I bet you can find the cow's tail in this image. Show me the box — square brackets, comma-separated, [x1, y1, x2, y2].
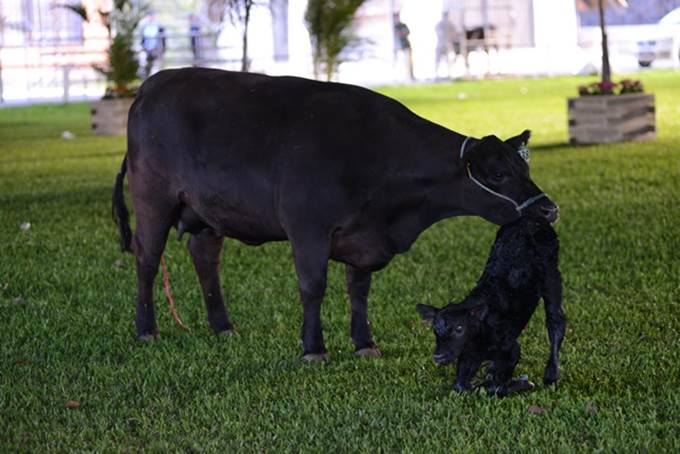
[112, 154, 133, 253]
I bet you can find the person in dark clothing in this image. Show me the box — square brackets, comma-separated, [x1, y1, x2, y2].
[394, 13, 414, 81]
[141, 13, 166, 78]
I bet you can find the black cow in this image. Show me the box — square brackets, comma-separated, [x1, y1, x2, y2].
[416, 215, 565, 396]
[112, 67, 558, 361]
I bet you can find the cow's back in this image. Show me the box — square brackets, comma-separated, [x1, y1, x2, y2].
[126, 68, 444, 244]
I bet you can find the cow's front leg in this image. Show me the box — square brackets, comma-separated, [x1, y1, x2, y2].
[346, 265, 381, 357]
[291, 236, 330, 362]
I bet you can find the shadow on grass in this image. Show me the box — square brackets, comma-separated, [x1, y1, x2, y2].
[532, 142, 585, 153]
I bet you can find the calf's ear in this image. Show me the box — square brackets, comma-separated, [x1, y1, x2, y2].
[416, 304, 438, 322]
[505, 129, 531, 149]
[468, 304, 488, 320]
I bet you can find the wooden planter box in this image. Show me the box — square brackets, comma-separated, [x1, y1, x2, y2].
[568, 93, 655, 145]
[91, 98, 134, 136]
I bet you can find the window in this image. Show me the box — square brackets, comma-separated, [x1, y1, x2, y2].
[0, 0, 84, 46]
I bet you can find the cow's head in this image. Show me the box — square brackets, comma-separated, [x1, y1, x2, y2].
[416, 300, 487, 366]
[460, 130, 559, 225]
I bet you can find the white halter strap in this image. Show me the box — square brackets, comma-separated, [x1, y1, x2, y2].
[459, 136, 547, 213]
[460, 136, 474, 159]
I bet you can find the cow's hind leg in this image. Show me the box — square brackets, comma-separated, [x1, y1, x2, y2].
[132, 204, 175, 341]
[188, 229, 233, 334]
[346, 265, 381, 357]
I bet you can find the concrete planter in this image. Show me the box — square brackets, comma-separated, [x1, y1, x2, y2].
[567, 93, 655, 145]
[91, 98, 134, 136]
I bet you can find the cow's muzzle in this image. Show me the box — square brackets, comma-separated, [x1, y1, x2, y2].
[539, 202, 560, 224]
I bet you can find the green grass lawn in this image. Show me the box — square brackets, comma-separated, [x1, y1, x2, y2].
[1, 71, 680, 451]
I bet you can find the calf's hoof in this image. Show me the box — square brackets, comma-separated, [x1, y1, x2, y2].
[209, 320, 234, 335]
[302, 352, 330, 363]
[355, 347, 382, 358]
[508, 377, 535, 394]
[543, 367, 560, 386]
[491, 376, 535, 397]
[453, 382, 473, 393]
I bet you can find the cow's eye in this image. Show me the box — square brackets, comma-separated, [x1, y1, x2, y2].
[455, 325, 464, 334]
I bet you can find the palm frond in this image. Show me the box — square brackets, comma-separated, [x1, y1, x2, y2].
[53, 3, 89, 22]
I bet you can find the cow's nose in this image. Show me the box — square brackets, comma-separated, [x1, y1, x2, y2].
[540, 203, 560, 224]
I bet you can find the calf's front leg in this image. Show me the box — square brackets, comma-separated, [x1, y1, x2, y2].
[453, 353, 482, 392]
[488, 342, 522, 396]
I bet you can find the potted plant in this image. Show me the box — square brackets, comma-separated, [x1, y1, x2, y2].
[304, 0, 366, 81]
[569, 0, 655, 144]
[61, 1, 148, 135]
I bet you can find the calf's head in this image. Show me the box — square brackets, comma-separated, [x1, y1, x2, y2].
[416, 300, 488, 366]
[460, 130, 559, 225]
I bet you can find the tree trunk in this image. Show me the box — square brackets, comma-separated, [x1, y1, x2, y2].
[598, 0, 611, 83]
[241, 0, 252, 72]
[325, 53, 333, 81]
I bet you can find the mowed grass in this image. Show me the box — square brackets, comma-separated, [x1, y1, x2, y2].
[1, 71, 680, 451]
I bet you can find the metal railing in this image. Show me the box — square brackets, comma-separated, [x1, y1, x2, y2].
[0, 32, 248, 104]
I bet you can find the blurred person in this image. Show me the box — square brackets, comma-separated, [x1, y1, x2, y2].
[394, 12, 414, 81]
[189, 13, 202, 65]
[435, 11, 456, 79]
[141, 12, 166, 78]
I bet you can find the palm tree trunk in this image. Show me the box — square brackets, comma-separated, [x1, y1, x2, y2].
[241, 0, 252, 72]
[598, 0, 611, 83]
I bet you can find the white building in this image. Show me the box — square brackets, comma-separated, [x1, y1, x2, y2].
[0, 0, 609, 103]
[206, 0, 585, 84]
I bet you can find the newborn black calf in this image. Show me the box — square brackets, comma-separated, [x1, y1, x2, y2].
[417, 215, 565, 396]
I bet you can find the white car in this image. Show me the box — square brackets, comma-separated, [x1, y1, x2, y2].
[636, 8, 680, 67]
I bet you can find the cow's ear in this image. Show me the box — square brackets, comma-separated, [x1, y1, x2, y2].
[416, 304, 438, 322]
[506, 129, 531, 149]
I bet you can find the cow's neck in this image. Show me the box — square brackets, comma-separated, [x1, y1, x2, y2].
[385, 132, 473, 254]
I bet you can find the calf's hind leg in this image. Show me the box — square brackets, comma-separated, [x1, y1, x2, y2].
[188, 229, 233, 334]
[542, 266, 565, 385]
[346, 265, 381, 357]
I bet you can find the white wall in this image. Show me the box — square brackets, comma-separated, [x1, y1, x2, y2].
[532, 0, 578, 49]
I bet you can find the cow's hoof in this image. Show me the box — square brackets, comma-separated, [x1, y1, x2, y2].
[215, 328, 237, 337]
[302, 352, 330, 363]
[209, 319, 234, 334]
[355, 347, 382, 358]
[137, 333, 159, 342]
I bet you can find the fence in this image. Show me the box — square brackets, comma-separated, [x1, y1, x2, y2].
[0, 32, 252, 105]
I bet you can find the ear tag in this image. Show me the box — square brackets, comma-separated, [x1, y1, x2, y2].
[517, 144, 530, 162]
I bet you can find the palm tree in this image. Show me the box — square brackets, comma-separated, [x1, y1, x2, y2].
[57, 1, 149, 96]
[305, 0, 366, 81]
[577, 0, 629, 85]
